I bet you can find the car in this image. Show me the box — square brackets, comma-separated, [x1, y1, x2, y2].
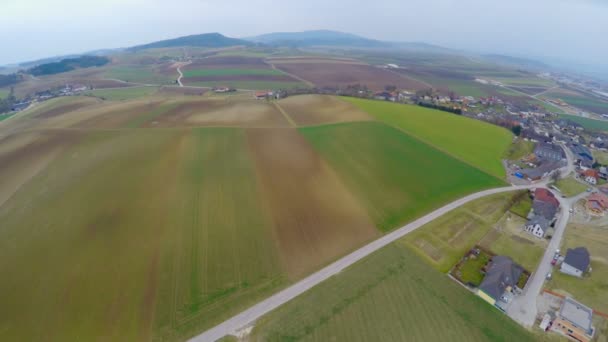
[551, 259, 557, 266]
[546, 272, 552, 280]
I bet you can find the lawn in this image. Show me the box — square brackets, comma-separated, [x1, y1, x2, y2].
[249, 243, 541, 342]
[457, 251, 491, 286]
[553, 177, 587, 197]
[344, 97, 513, 178]
[182, 68, 284, 78]
[504, 138, 535, 160]
[559, 114, 608, 132]
[85, 86, 159, 101]
[403, 192, 519, 272]
[509, 192, 532, 218]
[547, 223, 608, 313]
[594, 150, 608, 165]
[301, 122, 506, 232]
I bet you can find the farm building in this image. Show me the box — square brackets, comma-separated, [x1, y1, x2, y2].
[586, 192, 608, 215]
[254, 91, 270, 100]
[560, 247, 590, 278]
[550, 297, 595, 342]
[534, 143, 564, 162]
[477, 256, 524, 310]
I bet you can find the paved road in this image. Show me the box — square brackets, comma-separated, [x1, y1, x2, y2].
[190, 183, 544, 342]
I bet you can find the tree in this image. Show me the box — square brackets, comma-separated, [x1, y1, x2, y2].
[511, 125, 522, 136]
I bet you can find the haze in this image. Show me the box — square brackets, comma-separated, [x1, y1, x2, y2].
[1, 0, 606, 70]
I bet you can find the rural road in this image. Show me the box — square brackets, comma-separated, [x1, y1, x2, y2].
[176, 62, 190, 87]
[190, 183, 548, 342]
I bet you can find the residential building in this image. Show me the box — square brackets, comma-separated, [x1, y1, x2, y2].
[581, 169, 599, 185]
[560, 247, 590, 277]
[550, 297, 595, 342]
[524, 216, 550, 238]
[586, 192, 608, 215]
[534, 188, 560, 207]
[477, 256, 524, 310]
[569, 144, 594, 163]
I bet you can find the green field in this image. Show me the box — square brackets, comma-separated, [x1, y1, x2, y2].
[504, 138, 535, 160]
[553, 177, 587, 197]
[0, 128, 287, 341]
[0, 88, 9, 99]
[186, 80, 305, 90]
[85, 86, 160, 101]
[344, 98, 513, 178]
[560, 95, 608, 114]
[493, 77, 555, 87]
[403, 192, 517, 272]
[594, 150, 608, 165]
[250, 243, 540, 342]
[301, 122, 505, 232]
[183, 68, 284, 78]
[559, 114, 608, 132]
[104, 65, 175, 84]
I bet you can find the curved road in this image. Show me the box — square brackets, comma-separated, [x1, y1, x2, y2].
[190, 183, 545, 342]
[192, 144, 577, 341]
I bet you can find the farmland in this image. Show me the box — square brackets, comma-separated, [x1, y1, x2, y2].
[250, 243, 541, 342]
[344, 97, 513, 178]
[269, 57, 428, 91]
[559, 114, 608, 132]
[301, 122, 505, 231]
[181, 56, 305, 89]
[85, 86, 160, 100]
[0, 91, 518, 341]
[103, 65, 176, 84]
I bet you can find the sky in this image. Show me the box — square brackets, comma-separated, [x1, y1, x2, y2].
[0, 0, 606, 71]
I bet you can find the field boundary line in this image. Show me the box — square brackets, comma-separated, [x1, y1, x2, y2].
[265, 61, 314, 87]
[272, 102, 297, 127]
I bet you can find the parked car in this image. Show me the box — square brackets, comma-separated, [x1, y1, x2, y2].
[546, 272, 552, 280]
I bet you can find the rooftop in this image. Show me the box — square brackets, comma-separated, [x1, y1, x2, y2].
[563, 247, 591, 272]
[478, 256, 523, 301]
[560, 297, 594, 334]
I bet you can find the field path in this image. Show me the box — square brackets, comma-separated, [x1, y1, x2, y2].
[265, 60, 314, 87]
[190, 182, 552, 342]
[176, 62, 191, 87]
[272, 102, 296, 127]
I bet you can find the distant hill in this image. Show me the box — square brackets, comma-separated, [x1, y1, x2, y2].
[245, 30, 390, 48]
[27, 56, 110, 76]
[129, 33, 253, 51]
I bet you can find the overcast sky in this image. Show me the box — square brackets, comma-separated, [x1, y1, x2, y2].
[1, 0, 606, 70]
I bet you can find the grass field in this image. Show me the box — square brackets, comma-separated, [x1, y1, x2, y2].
[250, 243, 541, 342]
[302, 122, 505, 232]
[559, 114, 608, 132]
[594, 150, 608, 165]
[492, 77, 555, 87]
[504, 138, 535, 160]
[403, 192, 518, 272]
[510, 193, 532, 218]
[278, 95, 371, 126]
[547, 222, 608, 313]
[0, 88, 9, 99]
[104, 65, 175, 84]
[556, 94, 608, 114]
[344, 98, 513, 178]
[182, 68, 284, 78]
[553, 177, 587, 197]
[85, 86, 160, 101]
[185, 80, 304, 90]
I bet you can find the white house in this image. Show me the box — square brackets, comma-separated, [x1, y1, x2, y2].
[524, 216, 550, 238]
[560, 247, 591, 278]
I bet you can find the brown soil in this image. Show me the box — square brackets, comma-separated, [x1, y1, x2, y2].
[246, 128, 378, 279]
[34, 101, 95, 119]
[278, 95, 372, 126]
[74, 101, 165, 129]
[272, 60, 428, 91]
[188, 56, 267, 67]
[184, 74, 295, 82]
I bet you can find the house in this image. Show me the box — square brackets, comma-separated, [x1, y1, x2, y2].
[550, 297, 595, 342]
[531, 200, 558, 221]
[477, 256, 523, 310]
[581, 169, 599, 185]
[524, 216, 551, 238]
[519, 162, 561, 181]
[599, 166, 608, 180]
[586, 192, 608, 215]
[560, 247, 590, 277]
[569, 144, 594, 163]
[534, 188, 560, 207]
[254, 91, 269, 100]
[534, 143, 564, 162]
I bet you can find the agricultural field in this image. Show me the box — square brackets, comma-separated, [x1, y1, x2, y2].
[103, 64, 176, 85]
[546, 88, 608, 115]
[547, 222, 608, 313]
[0, 88, 9, 98]
[559, 114, 608, 132]
[84, 86, 160, 100]
[403, 192, 519, 272]
[269, 57, 428, 91]
[301, 122, 505, 232]
[249, 243, 541, 342]
[344, 97, 513, 178]
[277, 94, 371, 126]
[181, 56, 305, 90]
